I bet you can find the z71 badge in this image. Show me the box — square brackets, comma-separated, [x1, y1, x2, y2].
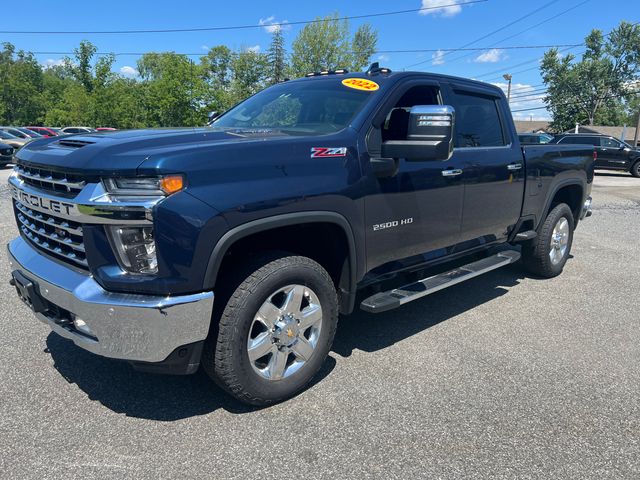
[310, 147, 348, 158]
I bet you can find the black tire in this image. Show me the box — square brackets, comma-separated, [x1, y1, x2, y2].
[522, 203, 575, 278]
[202, 253, 339, 406]
[631, 160, 640, 178]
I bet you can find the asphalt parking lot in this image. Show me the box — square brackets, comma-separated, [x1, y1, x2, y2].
[0, 166, 638, 479]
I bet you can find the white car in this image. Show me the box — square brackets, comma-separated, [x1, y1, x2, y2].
[60, 126, 97, 135]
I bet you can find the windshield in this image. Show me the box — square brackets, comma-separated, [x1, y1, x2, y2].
[17, 128, 41, 137]
[0, 130, 17, 140]
[212, 80, 375, 135]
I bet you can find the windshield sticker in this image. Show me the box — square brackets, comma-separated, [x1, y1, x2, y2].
[341, 78, 379, 92]
[311, 147, 347, 158]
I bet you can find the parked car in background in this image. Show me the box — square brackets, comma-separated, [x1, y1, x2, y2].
[26, 127, 59, 137]
[61, 126, 97, 134]
[14, 127, 42, 138]
[0, 142, 14, 166]
[518, 133, 554, 145]
[552, 133, 640, 178]
[0, 130, 30, 150]
[96, 127, 117, 132]
[0, 127, 40, 140]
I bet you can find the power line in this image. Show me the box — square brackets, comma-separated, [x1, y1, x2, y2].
[28, 44, 583, 58]
[403, 0, 562, 69]
[431, 0, 591, 68]
[0, 0, 488, 35]
[476, 45, 580, 80]
[510, 89, 640, 112]
[476, 20, 639, 83]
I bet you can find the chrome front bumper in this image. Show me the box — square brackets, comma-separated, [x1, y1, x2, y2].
[7, 237, 214, 363]
[580, 196, 593, 220]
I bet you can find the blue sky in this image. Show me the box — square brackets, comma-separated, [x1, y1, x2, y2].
[4, 0, 638, 120]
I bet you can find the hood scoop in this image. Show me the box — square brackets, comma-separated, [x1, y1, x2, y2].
[56, 139, 96, 149]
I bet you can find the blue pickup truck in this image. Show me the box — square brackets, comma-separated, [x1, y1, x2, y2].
[7, 65, 594, 405]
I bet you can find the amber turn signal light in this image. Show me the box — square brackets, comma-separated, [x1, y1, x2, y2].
[160, 175, 185, 195]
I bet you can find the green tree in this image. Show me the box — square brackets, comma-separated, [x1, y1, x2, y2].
[541, 21, 640, 131]
[289, 13, 378, 77]
[0, 43, 45, 125]
[138, 52, 206, 126]
[229, 50, 270, 104]
[65, 41, 98, 92]
[267, 27, 287, 84]
[200, 45, 234, 113]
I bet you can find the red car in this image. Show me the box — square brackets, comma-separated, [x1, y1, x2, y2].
[26, 127, 59, 137]
[96, 127, 117, 132]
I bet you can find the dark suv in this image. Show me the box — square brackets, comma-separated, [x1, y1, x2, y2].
[553, 133, 640, 177]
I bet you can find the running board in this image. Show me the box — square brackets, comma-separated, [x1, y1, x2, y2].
[360, 250, 521, 313]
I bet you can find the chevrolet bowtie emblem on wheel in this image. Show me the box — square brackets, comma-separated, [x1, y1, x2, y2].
[286, 328, 295, 338]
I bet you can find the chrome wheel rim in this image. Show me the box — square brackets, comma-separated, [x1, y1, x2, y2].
[549, 217, 570, 265]
[247, 284, 323, 381]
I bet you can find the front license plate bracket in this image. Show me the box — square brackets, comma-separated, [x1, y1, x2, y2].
[11, 270, 48, 314]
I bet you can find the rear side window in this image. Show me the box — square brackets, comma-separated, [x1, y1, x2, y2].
[559, 136, 598, 145]
[450, 91, 505, 148]
[601, 137, 621, 148]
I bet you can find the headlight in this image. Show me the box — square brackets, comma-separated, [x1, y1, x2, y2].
[103, 175, 184, 197]
[107, 226, 157, 274]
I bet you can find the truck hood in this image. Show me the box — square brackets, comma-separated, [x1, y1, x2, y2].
[15, 127, 292, 176]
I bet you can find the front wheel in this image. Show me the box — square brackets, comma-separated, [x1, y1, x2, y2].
[630, 160, 640, 178]
[521, 203, 575, 278]
[202, 253, 338, 406]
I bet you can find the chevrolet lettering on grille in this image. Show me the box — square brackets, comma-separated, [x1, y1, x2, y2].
[10, 185, 75, 216]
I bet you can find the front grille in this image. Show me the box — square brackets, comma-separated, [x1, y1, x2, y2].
[14, 200, 88, 269]
[15, 164, 85, 196]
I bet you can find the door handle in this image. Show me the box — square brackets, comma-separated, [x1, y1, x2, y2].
[441, 168, 463, 177]
[507, 163, 522, 171]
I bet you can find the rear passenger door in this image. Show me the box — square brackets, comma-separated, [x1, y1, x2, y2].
[599, 137, 630, 170]
[442, 84, 524, 247]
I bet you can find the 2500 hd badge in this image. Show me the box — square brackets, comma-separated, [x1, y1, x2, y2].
[11, 185, 74, 216]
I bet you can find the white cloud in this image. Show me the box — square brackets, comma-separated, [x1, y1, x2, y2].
[201, 45, 209, 51]
[377, 54, 390, 62]
[259, 16, 291, 33]
[120, 66, 139, 77]
[246, 45, 261, 53]
[492, 81, 550, 119]
[432, 49, 445, 65]
[475, 49, 506, 63]
[420, 0, 463, 17]
[42, 58, 65, 69]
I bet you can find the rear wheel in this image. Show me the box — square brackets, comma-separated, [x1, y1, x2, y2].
[522, 203, 574, 278]
[630, 160, 640, 178]
[202, 253, 338, 406]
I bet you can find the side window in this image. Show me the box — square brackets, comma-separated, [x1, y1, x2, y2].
[560, 136, 592, 145]
[601, 137, 620, 148]
[450, 91, 505, 147]
[381, 85, 441, 142]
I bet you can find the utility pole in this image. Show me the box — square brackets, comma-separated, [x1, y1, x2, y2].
[503, 73, 512, 103]
[634, 108, 640, 147]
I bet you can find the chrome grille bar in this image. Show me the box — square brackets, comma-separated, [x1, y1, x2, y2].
[16, 166, 86, 190]
[17, 213, 85, 252]
[19, 226, 88, 268]
[14, 201, 83, 236]
[14, 199, 88, 269]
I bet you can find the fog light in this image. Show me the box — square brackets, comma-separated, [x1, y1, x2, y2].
[107, 226, 158, 274]
[73, 317, 93, 336]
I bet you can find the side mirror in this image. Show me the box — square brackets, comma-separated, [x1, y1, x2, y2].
[381, 105, 455, 161]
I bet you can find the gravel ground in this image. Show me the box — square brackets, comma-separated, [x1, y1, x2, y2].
[0, 166, 638, 479]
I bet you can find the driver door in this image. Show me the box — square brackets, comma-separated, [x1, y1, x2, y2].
[363, 81, 465, 273]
